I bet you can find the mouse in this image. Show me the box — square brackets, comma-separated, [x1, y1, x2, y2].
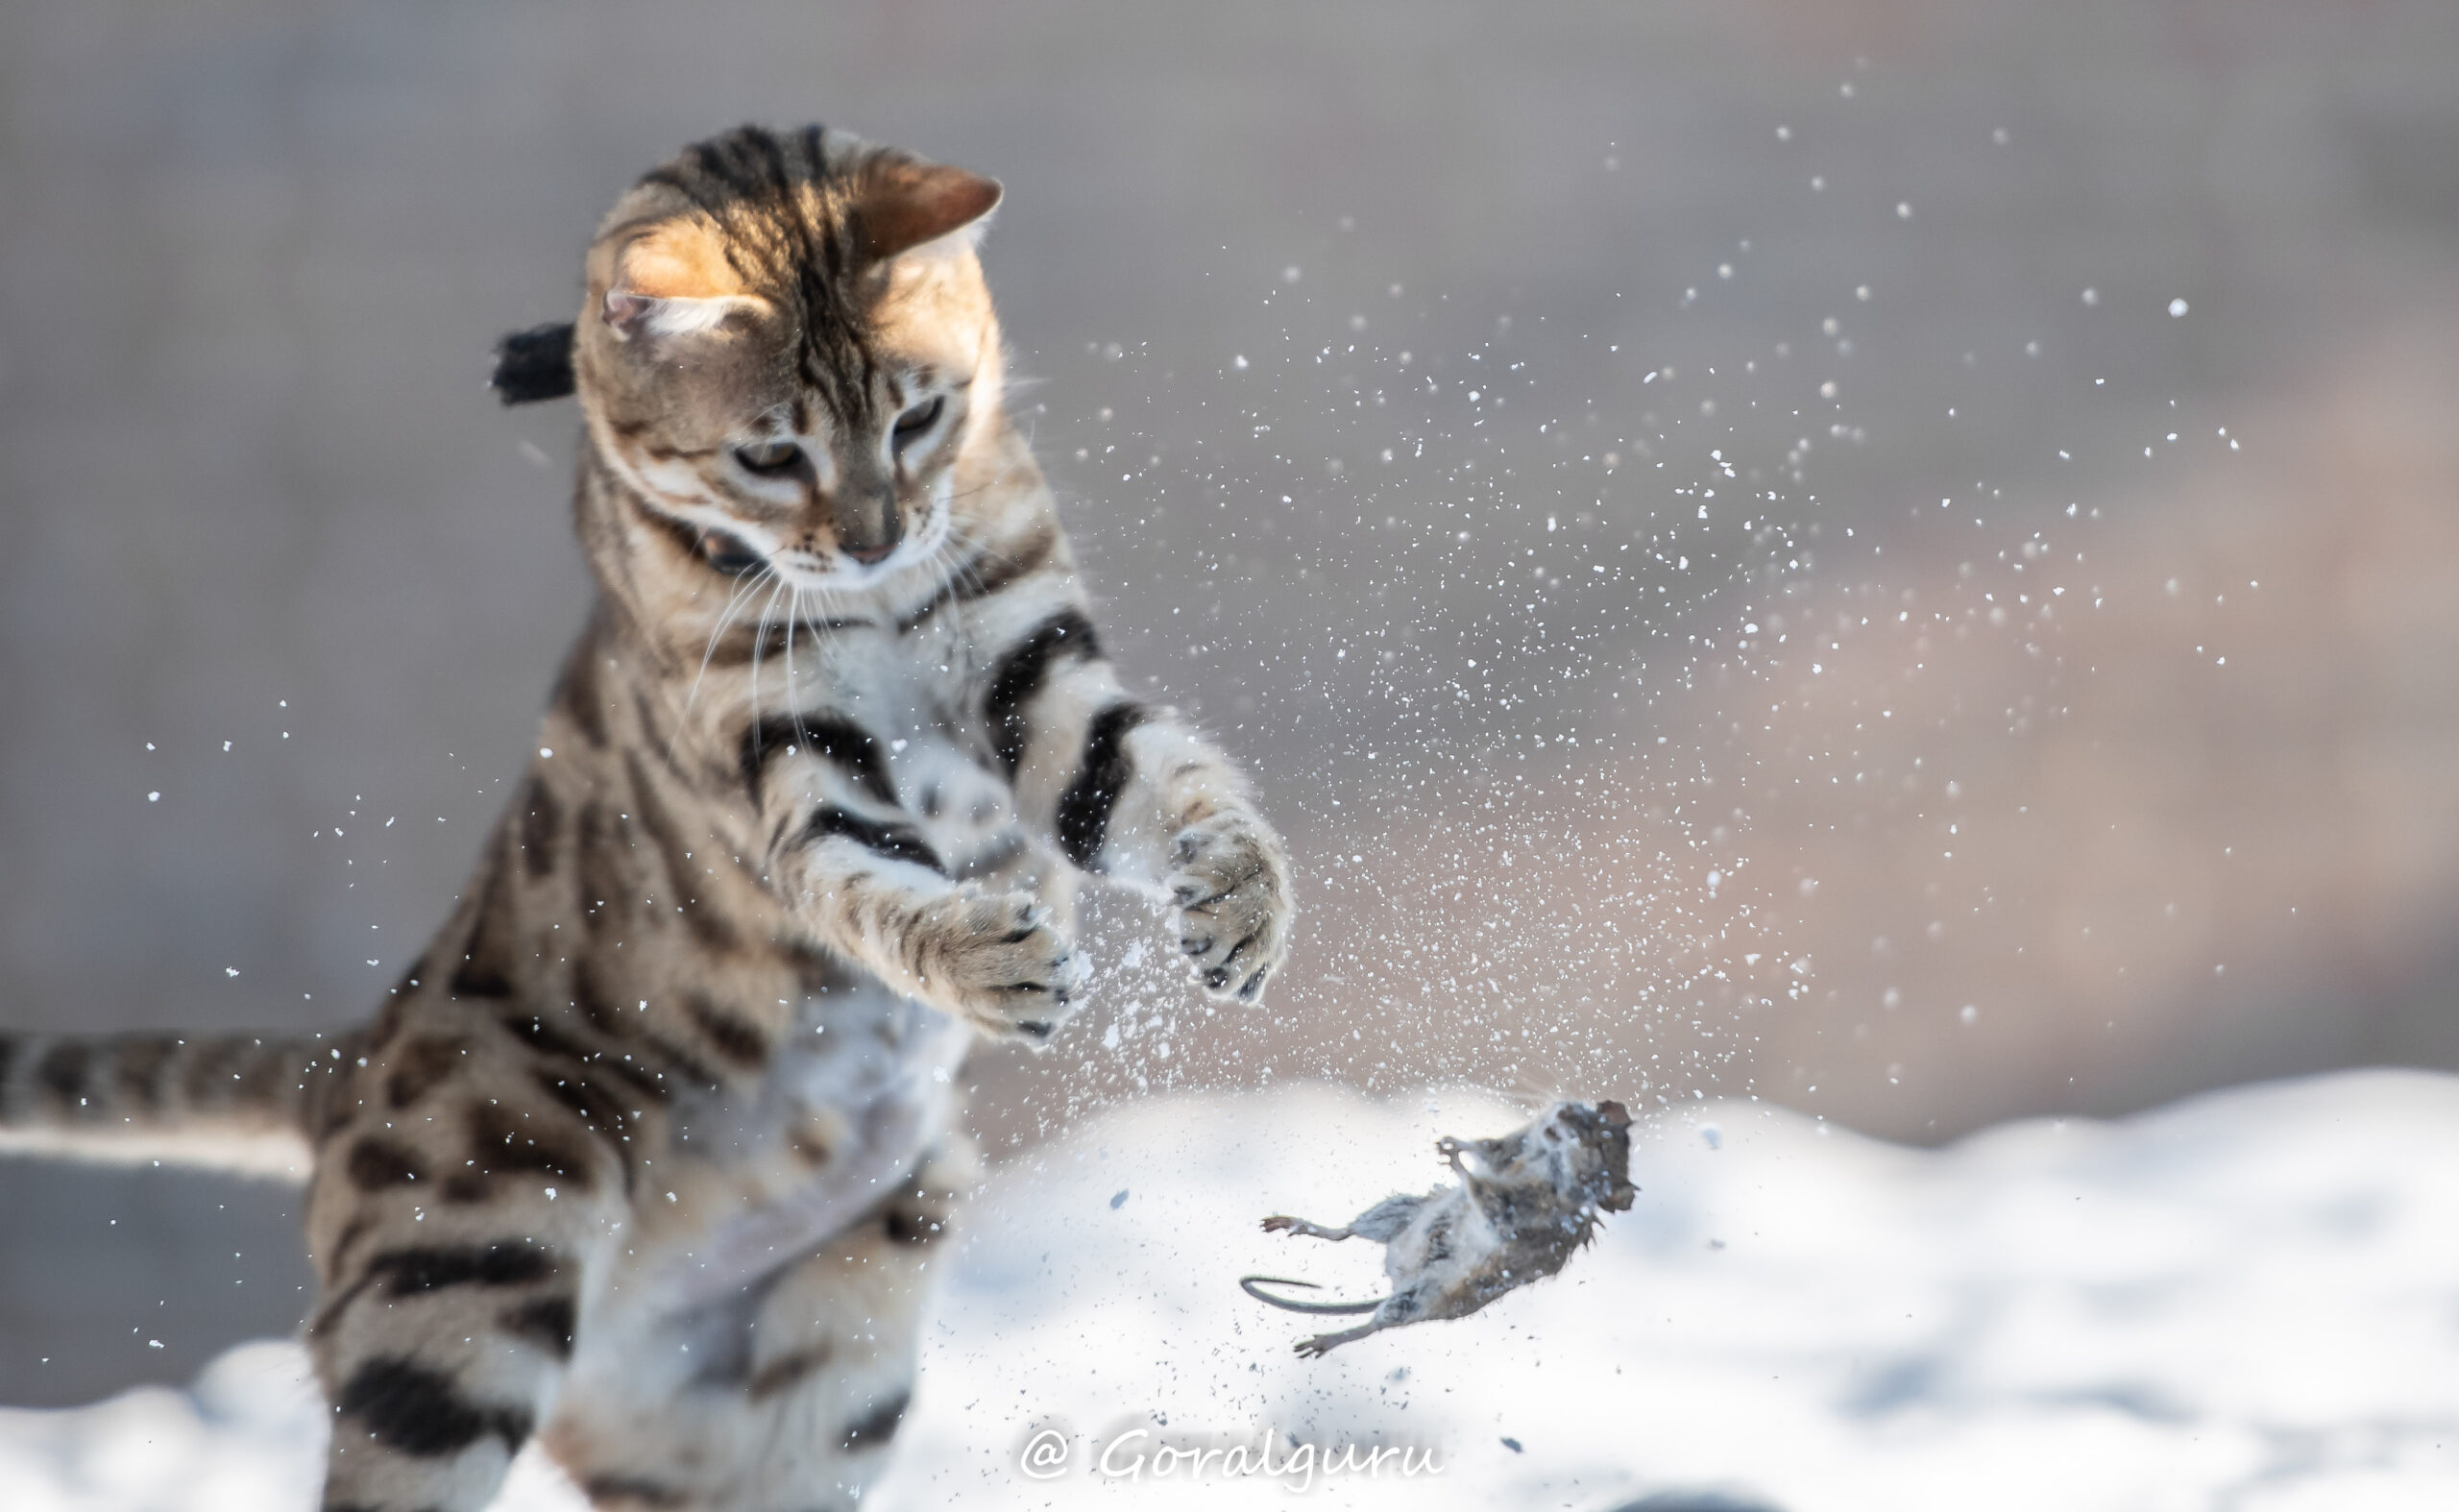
[1241, 1098, 1635, 1355]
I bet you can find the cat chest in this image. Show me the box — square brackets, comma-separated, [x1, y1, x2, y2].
[789, 652, 1026, 877]
[620, 984, 969, 1308]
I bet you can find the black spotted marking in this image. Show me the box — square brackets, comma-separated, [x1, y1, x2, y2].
[519, 776, 563, 879]
[498, 1010, 599, 1069]
[179, 1036, 249, 1107]
[682, 993, 769, 1067]
[788, 1124, 833, 1165]
[308, 1063, 362, 1142]
[985, 609, 1099, 778]
[568, 962, 636, 1040]
[450, 847, 521, 998]
[36, 1040, 88, 1110]
[800, 806, 946, 874]
[323, 1214, 374, 1268]
[530, 1061, 631, 1132]
[233, 1040, 302, 1106]
[710, 613, 881, 666]
[366, 1242, 555, 1292]
[883, 1203, 944, 1245]
[511, 998, 718, 1096]
[311, 1238, 552, 1340]
[529, 1068, 637, 1195]
[334, 1357, 533, 1458]
[500, 1295, 577, 1358]
[346, 1137, 426, 1191]
[491, 322, 576, 405]
[896, 522, 1059, 633]
[746, 1342, 834, 1400]
[574, 801, 638, 939]
[633, 1030, 724, 1096]
[462, 1103, 596, 1192]
[840, 1390, 911, 1451]
[550, 642, 612, 750]
[738, 711, 895, 805]
[497, 1010, 627, 1083]
[623, 750, 739, 952]
[384, 1036, 471, 1110]
[630, 690, 690, 788]
[1055, 701, 1150, 868]
[581, 1475, 688, 1508]
[111, 1036, 178, 1111]
[788, 939, 863, 998]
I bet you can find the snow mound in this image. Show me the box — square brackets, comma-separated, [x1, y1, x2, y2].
[6, 1070, 2456, 1511]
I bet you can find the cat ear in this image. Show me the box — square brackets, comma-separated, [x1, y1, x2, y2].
[856, 160, 1004, 263]
[491, 322, 576, 405]
[599, 289, 763, 342]
[601, 231, 767, 343]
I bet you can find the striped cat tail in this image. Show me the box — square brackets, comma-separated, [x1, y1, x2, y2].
[0, 1030, 351, 1178]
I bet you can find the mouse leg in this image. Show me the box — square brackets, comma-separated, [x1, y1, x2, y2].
[1342, 1193, 1424, 1242]
[1295, 1283, 1429, 1357]
[1295, 1319, 1383, 1357]
[1263, 1190, 1428, 1244]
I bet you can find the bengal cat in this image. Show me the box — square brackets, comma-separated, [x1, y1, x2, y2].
[0, 123, 1294, 1511]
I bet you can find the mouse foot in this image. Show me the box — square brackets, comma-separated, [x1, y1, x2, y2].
[1293, 1320, 1378, 1356]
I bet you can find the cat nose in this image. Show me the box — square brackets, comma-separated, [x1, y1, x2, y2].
[832, 487, 901, 565]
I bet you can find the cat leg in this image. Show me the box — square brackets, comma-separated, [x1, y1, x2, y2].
[971, 598, 1295, 1003]
[545, 1141, 972, 1510]
[304, 1033, 632, 1512]
[306, 1175, 612, 1511]
[747, 732, 1084, 1040]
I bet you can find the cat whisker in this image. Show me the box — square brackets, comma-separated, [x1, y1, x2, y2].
[785, 583, 815, 750]
[683, 562, 777, 720]
[744, 573, 790, 750]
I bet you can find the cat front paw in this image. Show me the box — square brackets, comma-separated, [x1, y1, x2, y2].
[1167, 813, 1294, 1002]
[913, 890, 1087, 1040]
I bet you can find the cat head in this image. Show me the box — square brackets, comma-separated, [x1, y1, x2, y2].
[499, 125, 1006, 593]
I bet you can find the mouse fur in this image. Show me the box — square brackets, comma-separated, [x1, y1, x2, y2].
[1243, 1098, 1635, 1355]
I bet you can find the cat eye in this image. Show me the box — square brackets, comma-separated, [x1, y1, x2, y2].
[891, 396, 944, 450]
[733, 438, 802, 476]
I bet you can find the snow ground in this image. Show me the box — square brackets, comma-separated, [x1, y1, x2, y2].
[3, 1069, 2454, 1511]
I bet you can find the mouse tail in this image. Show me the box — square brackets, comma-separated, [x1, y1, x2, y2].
[1239, 1275, 1384, 1315]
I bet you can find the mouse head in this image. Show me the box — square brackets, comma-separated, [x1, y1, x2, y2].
[1453, 1100, 1636, 1212]
[1562, 1099, 1637, 1211]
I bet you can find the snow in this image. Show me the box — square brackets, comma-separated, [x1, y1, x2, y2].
[5, 1069, 2455, 1511]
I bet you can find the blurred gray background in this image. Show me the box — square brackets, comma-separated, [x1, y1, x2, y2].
[5, 0, 2458, 1405]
